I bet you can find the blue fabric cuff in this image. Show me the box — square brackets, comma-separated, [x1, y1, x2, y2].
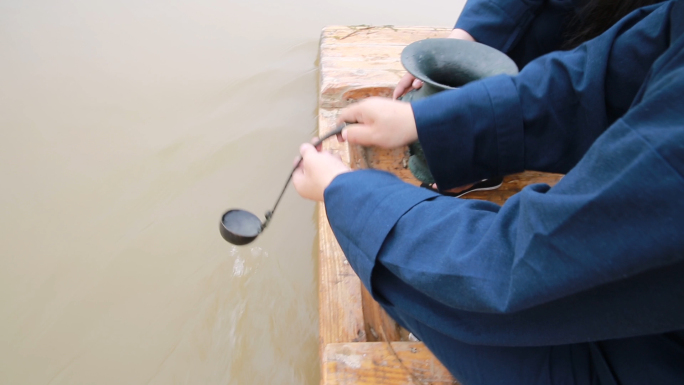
[323, 170, 439, 299]
[412, 74, 524, 189]
[455, 0, 540, 52]
[486, 75, 525, 176]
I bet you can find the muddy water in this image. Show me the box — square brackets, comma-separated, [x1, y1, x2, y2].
[0, 1, 462, 384]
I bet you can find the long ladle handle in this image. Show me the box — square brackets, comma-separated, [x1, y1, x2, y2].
[262, 123, 348, 229]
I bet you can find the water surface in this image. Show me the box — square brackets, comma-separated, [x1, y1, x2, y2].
[0, 1, 462, 383]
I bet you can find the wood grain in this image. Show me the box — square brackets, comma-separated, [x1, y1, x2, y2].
[318, 111, 366, 354]
[322, 342, 459, 385]
[318, 202, 367, 350]
[321, 26, 451, 45]
[360, 287, 407, 343]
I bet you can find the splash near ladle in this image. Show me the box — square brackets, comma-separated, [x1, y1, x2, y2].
[219, 123, 347, 245]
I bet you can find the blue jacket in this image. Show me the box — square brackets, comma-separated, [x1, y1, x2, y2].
[455, 0, 631, 67]
[324, 0, 684, 350]
[456, 0, 581, 59]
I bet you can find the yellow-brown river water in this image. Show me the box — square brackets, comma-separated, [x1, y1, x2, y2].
[0, 1, 462, 383]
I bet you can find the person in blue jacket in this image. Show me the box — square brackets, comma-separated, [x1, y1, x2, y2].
[293, 0, 684, 384]
[395, 0, 663, 196]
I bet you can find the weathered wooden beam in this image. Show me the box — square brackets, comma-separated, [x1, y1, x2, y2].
[321, 26, 452, 45]
[322, 342, 459, 385]
[318, 112, 367, 353]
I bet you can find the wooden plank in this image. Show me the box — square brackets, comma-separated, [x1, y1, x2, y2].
[318, 203, 367, 349]
[321, 45, 406, 59]
[320, 78, 396, 109]
[320, 109, 413, 350]
[461, 171, 563, 205]
[322, 342, 459, 384]
[319, 108, 351, 164]
[321, 26, 451, 45]
[318, 112, 366, 352]
[360, 287, 407, 343]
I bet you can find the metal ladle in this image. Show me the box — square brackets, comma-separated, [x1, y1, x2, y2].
[219, 123, 347, 245]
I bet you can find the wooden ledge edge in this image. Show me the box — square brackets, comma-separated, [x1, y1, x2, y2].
[322, 342, 458, 384]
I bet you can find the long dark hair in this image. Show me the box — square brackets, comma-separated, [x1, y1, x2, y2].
[563, 0, 664, 48]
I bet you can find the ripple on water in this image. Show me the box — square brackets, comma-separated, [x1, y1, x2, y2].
[232, 258, 245, 277]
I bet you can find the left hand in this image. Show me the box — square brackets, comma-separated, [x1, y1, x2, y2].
[292, 143, 351, 201]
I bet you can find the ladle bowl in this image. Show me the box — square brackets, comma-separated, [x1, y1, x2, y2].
[219, 123, 347, 245]
[220, 209, 264, 245]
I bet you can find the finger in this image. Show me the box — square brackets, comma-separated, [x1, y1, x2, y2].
[299, 143, 317, 158]
[392, 84, 405, 100]
[293, 155, 302, 168]
[309, 137, 323, 151]
[412, 79, 423, 89]
[291, 166, 306, 195]
[344, 123, 376, 146]
[336, 128, 349, 143]
[393, 74, 414, 99]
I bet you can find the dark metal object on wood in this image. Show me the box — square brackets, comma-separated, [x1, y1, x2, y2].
[400, 38, 519, 98]
[399, 38, 519, 184]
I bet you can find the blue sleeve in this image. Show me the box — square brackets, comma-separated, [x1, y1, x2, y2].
[455, 0, 577, 54]
[504, 0, 579, 67]
[415, 2, 671, 191]
[324, 1, 684, 346]
[455, 0, 545, 52]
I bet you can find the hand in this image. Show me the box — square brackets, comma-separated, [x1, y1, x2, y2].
[292, 143, 350, 202]
[337, 97, 417, 149]
[392, 28, 476, 100]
